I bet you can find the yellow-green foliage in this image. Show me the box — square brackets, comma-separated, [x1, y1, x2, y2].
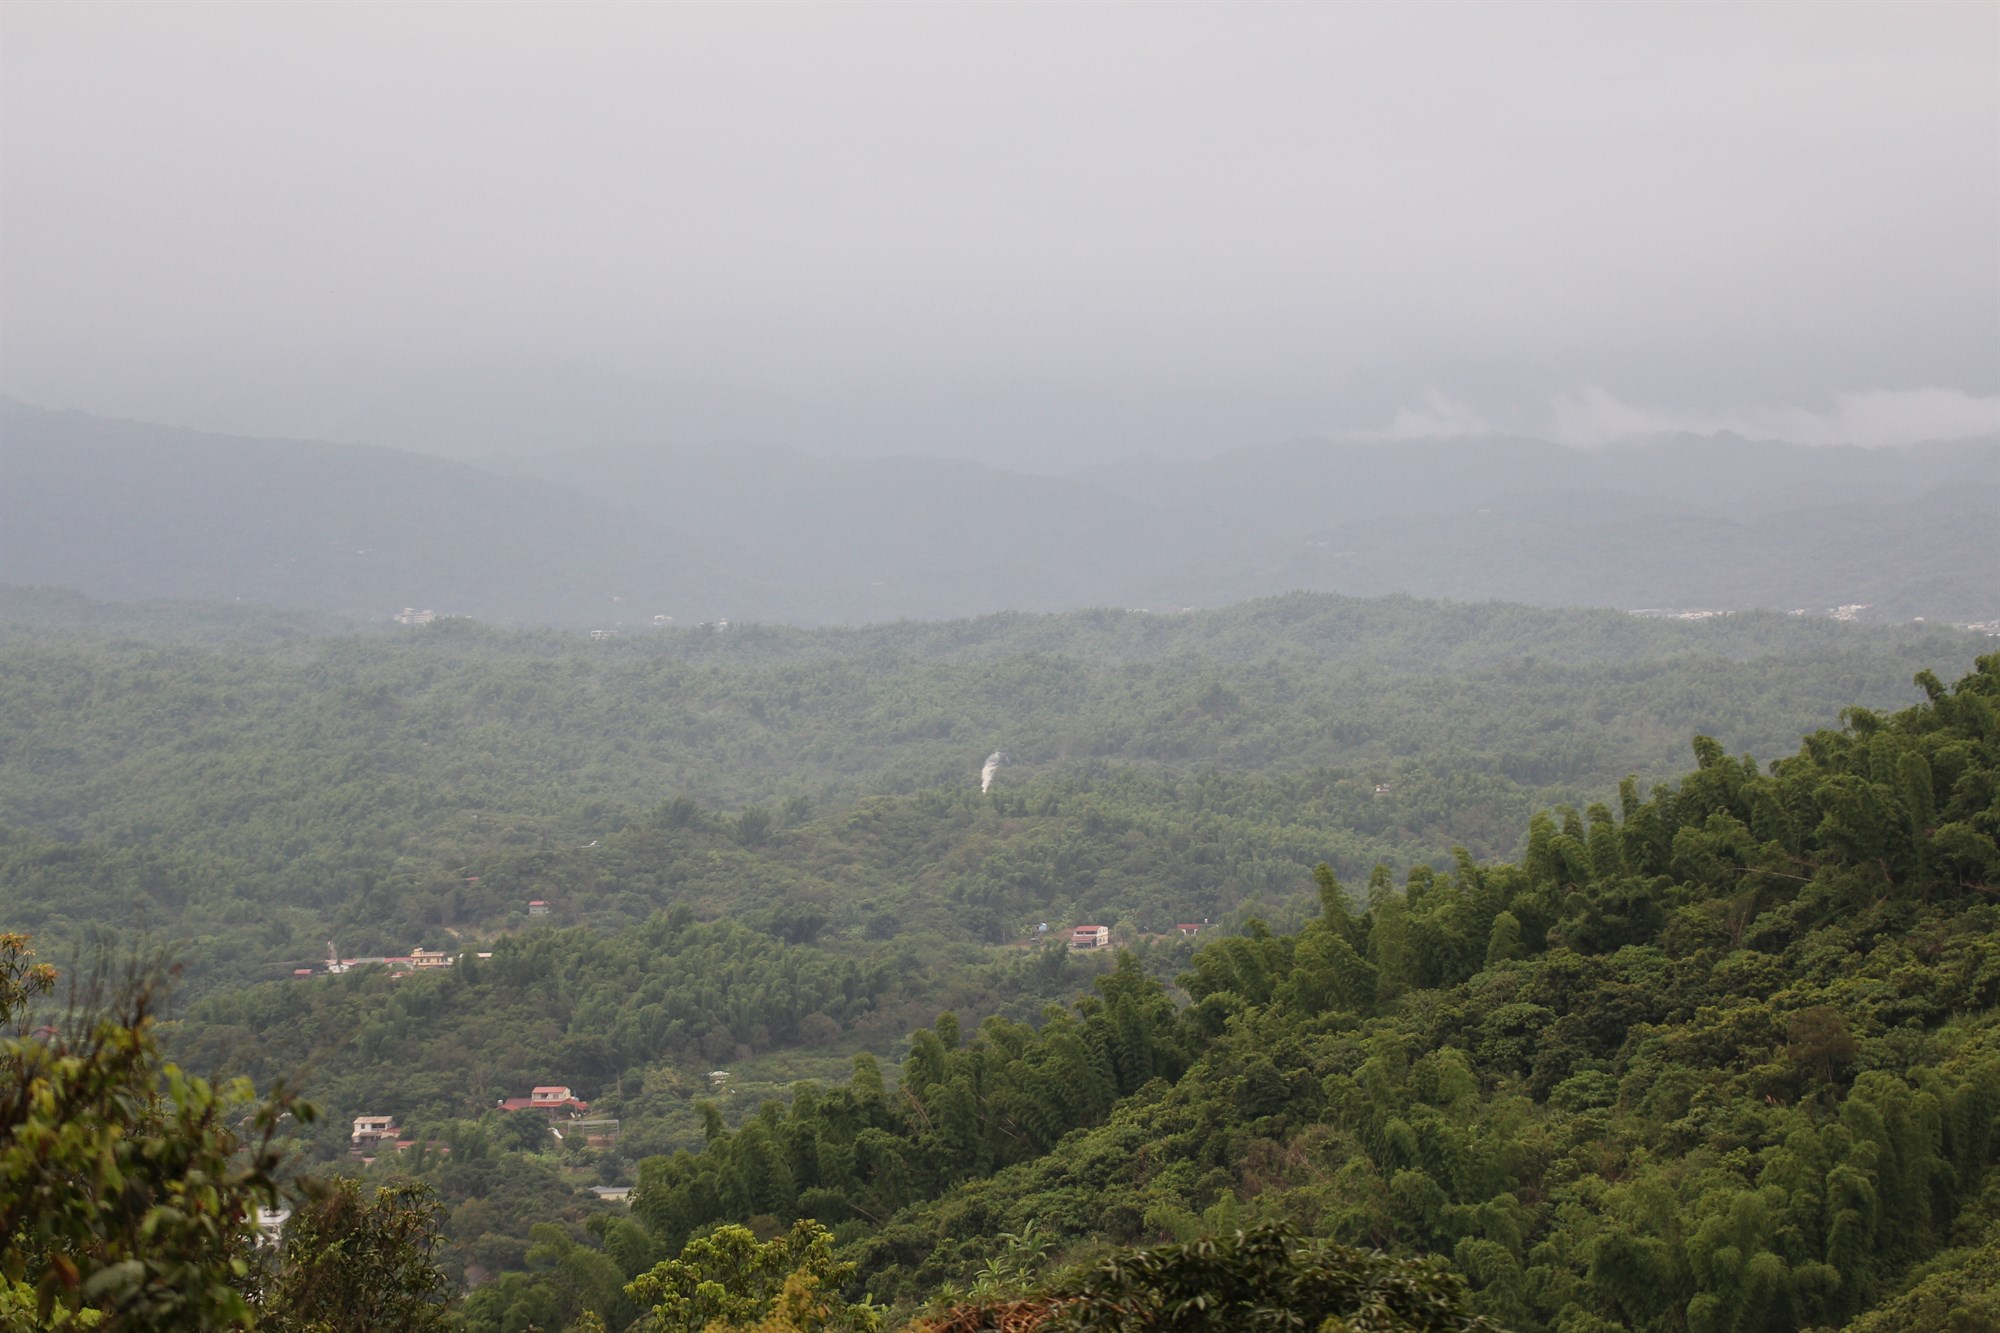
[0, 953, 304, 1329]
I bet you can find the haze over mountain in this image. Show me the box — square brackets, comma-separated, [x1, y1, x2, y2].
[4, 7, 1995, 467]
[5, 6, 1992, 622]
[0, 399, 783, 625]
[8, 8, 2000, 1330]
[5, 398, 1994, 626]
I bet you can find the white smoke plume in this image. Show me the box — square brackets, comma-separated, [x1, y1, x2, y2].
[980, 751, 1004, 793]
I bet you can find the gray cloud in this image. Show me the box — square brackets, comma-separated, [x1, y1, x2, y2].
[1371, 385, 2000, 448]
[2, 2, 1994, 463]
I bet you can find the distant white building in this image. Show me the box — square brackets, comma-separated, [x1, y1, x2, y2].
[351, 1114, 399, 1149]
[255, 1207, 291, 1247]
[394, 608, 436, 625]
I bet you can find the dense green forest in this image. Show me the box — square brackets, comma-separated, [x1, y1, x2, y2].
[1, 588, 1981, 985]
[240, 654, 1989, 1333]
[5, 591, 1997, 1328]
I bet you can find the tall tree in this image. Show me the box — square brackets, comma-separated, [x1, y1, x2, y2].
[1, 945, 304, 1329]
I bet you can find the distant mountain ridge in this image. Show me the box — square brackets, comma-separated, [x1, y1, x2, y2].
[4, 397, 1995, 624]
[0, 399, 783, 624]
[1075, 429, 1999, 524]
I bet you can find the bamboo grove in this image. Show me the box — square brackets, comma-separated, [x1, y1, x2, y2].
[468, 657, 2000, 1331]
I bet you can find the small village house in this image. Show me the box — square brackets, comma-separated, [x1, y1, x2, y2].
[499, 1085, 591, 1116]
[351, 1114, 399, 1150]
[1070, 924, 1110, 950]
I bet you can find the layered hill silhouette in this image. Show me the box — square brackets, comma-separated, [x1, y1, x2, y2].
[0, 400, 783, 625]
[4, 397, 1995, 624]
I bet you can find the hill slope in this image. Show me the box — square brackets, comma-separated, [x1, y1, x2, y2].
[167, 655, 2000, 1331]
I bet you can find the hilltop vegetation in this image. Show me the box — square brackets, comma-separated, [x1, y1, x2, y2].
[0, 590, 1980, 983]
[5, 590, 1998, 1329]
[395, 655, 1994, 1331]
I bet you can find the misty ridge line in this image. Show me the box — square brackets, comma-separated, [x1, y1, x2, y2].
[1, 397, 1995, 629]
[6, 377, 1998, 472]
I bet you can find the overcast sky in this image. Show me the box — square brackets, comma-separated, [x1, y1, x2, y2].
[3, 2, 1996, 467]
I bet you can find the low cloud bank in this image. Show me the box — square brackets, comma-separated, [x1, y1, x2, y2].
[1371, 386, 2000, 448]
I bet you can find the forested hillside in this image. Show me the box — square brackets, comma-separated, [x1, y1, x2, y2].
[2, 590, 1981, 983]
[6, 590, 1997, 1328]
[339, 655, 1993, 1332]
[8, 6, 1996, 1329]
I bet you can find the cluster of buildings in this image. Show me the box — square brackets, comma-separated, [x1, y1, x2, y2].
[1066, 921, 1205, 950]
[1628, 607, 1730, 621]
[347, 1084, 619, 1160]
[294, 900, 553, 981]
[495, 1086, 621, 1149]
[299, 946, 470, 978]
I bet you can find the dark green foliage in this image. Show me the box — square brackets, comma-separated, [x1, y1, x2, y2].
[911, 1226, 1495, 1332]
[625, 955, 1186, 1258]
[9, 587, 2000, 1331]
[1053, 1224, 1493, 1331]
[0, 952, 306, 1329]
[172, 911, 1115, 1158]
[256, 1178, 454, 1331]
[687, 656, 2000, 1332]
[1, 590, 1979, 988]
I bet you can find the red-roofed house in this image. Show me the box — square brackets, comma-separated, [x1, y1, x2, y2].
[1176, 923, 1202, 939]
[1070, 925, 1109, 950]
